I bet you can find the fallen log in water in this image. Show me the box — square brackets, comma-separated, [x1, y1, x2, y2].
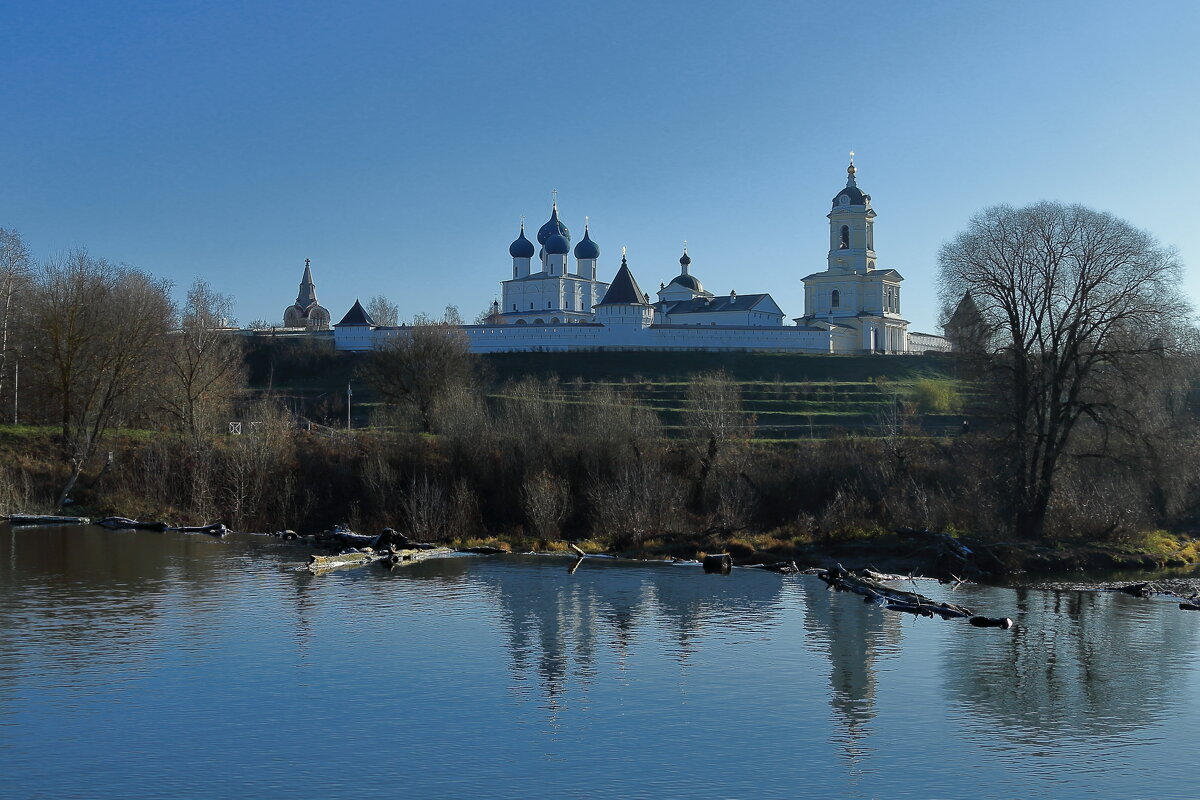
[96, 517, 171, 532]
[1107, 582, 1158, 598]
[1180, 603, 1200, 611]
[752, 561, 800, 575]
[174, 523, 229, 537]
[7, 514, 91, 525]
[969, 615, 1015, 629]
[308, 550, 378, 572]
[816, 564, 975, 620]
[307, 546, 454, 574]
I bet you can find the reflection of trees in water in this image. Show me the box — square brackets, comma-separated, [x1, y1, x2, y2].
[797, 578, 903, 770]
[476, 559, 786, 712]
[945, 588, 1199, 740]
[0, 524, 248, 700]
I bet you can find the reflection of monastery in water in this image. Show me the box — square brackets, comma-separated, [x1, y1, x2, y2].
[473, 558, 788, 706]
[798, 578, 903, 764]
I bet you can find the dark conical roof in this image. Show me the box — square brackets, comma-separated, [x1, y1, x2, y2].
[335, 298, 377, 327]
[296, 258, 318, 308]
[536, 203, 570, 245]
[597, 254, 649, 306]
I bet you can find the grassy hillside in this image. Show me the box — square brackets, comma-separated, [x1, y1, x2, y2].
[243, 339, 976, 438]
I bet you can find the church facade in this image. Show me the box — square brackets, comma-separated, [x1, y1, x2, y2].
[329, 160, 950, 354]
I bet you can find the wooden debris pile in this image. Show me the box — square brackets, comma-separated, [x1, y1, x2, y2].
[817, 564, 1013, 629]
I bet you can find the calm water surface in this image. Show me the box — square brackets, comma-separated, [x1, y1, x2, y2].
[1, 524, 1198, 799]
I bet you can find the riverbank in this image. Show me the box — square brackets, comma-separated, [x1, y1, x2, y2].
[454, 526, 1200, 583]
[4, 416, 1198, 585]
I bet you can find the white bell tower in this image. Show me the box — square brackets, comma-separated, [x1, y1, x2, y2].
[827, 152, 877, 274]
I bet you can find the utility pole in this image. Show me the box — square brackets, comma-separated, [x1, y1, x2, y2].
[347, 383, 352, 430]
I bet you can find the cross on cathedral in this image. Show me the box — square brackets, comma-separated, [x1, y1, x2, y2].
[305, 258, 310, 268]
[551, 188, 558, 206]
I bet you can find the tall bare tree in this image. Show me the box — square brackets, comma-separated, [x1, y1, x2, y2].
[359, 311, 475, 433]
[0, 228, 33, 401]
[29, 250, 174, 506]
[938, 202, 1193, 539]
[163, 279, 246, 443]
[683, 370, 752, 507]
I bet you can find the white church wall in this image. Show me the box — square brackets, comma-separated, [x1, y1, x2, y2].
[334, 322, 836, 354]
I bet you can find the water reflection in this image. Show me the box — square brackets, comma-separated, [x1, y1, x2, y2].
[798, 578, 903, 773]
[474, 558, 788, 712]
[5, 525, 1200, 799]
[945, 586, 1199, 742]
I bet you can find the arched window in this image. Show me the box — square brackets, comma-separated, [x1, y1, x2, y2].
[515, 319, 527, 325]
[840, 226, 850, 249]
[534, 318, 544, 324]
[831, 289, 840, 309]
[550, 317, 560, 324]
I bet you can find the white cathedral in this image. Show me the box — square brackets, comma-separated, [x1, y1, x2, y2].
[329, 159, 949, 354]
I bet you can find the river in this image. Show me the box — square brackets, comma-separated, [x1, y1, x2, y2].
[1, 524, 1197, 799]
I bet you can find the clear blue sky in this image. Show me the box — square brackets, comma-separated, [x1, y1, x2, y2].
[3, 0, 1198, 333]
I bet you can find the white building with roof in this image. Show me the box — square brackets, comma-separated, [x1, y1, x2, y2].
[331, 160, 948, 354]
[793, 156, 912, 353]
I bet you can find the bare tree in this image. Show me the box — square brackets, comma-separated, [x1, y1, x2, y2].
[938, 201, 1193, 539]
[366, 295, 399, 328]
[0, 229, 33, 401]
[522, 470, 572, 540]
[163, 279, 246, 443]
[359, 311, 476, 433]
[683, 371, 752, 507]
[28, 250, 174, 506]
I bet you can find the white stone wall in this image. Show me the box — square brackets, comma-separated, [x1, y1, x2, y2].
[335, 322, 835, 354]
[907, 331, 952, 353]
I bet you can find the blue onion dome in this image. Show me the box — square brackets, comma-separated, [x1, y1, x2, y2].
[545, 232, 570, 255]
[536, 203, 570, 245]
[509, 224, 535, 258]
[679, 250, 692, 268]
[574, 224, 600, 260]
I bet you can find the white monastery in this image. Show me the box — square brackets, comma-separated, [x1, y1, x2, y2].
[313, 159, 949, 354]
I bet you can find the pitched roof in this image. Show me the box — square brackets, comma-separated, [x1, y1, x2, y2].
[334, 299, 377, 327]
[597, 256, 649, 306]
[655, 293, 777, 315]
